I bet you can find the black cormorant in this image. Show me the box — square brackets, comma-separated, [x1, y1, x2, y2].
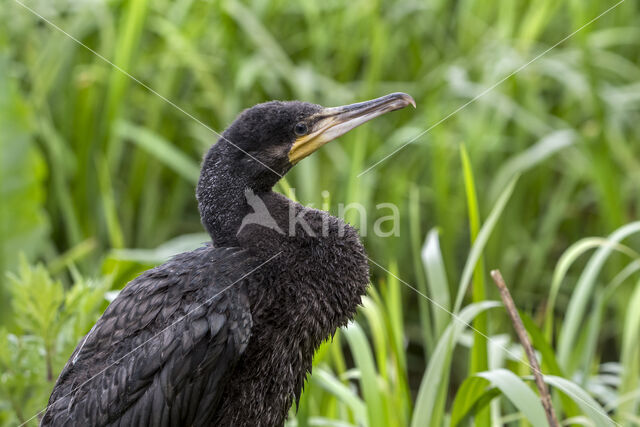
[42, 92, 415, 426]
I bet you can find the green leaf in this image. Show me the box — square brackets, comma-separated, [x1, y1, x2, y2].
[312, 368, 367, 426]
[360, 294, 389, 380]
[450, 375, 495, 426]
[558, 222, 640, 371]
[421, 229, 451, 340]
[411, 301, 501, 427]
[618, 280, 640, 418]
[343, 322, 387, 427]
[383, 262, 408, 381]
[109, 233, 210, 265]
[544, 237, 637, 340]
[460, 145, 489, 424]
[1, 259, 106, 424]
[477, 369, 547, 427]
[411, 187, 435, 355]
[8, 257, 64, 342]
[105, 0, 151, 169]
[488, 129, 575, 203]
[117, 121, 200, 184]
[453, 175, 518, 313]
[543, 376, 615, 427]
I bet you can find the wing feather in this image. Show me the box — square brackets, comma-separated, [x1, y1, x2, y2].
[42, 246, 254, 427]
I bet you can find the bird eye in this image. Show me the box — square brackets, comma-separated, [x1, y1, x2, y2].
[294, 122, 308, 136]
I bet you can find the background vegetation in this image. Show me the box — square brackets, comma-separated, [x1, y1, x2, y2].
[1, 0, 639, 425]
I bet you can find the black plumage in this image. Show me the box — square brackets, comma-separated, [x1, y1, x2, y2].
[43, 92, 414, 426]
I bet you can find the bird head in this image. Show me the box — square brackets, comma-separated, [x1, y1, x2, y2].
[197, 92, 414, 246]
[214, 92, 416, 190]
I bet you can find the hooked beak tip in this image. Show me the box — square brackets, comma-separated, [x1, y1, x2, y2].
[394, 92, 416, 108]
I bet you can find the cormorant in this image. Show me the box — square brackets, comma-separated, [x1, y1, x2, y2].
[42, 92, 415, 426]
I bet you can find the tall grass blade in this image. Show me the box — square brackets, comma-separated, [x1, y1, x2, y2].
[617, 280, 640, 419]
[460, 145, 489, 425]
[117, 121, 200, 184]
[411, 301, 501, 427]
[558, 222, 640, 372]
[450, 375, 499, 427]
[543, 376, 615, 427]
[488, 130, 575, 203]
[421, 229, 450, 339]
[343, 322, 387, 427]
[545, 237, 626, 340]
[453, 175, 519, 313]
[477, 369, 547, 427]
[411, 187, 435, 355]
[312, 368, 367, 426]
[105, 0, 150, 169]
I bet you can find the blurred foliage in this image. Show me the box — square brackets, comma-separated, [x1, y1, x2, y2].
[1, 0, 640, 425]
[0, 58, 49, 325]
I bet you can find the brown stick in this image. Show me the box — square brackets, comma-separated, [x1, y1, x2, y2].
[490, 269, 559, 427]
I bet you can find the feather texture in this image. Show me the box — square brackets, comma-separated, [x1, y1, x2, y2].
[42, 246, 253, 426]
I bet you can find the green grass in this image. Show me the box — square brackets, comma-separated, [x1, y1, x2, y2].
[2, 0, 640, 425]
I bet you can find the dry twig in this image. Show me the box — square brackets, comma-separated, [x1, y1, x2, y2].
[490, 269, 559, 427]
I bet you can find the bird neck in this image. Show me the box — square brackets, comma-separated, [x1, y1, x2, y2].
[197, 142, 282, 247]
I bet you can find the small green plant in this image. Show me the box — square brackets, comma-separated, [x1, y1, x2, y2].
[0, 259, 107, 426]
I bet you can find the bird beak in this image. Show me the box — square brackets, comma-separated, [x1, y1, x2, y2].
[288, 92, 416, 164]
